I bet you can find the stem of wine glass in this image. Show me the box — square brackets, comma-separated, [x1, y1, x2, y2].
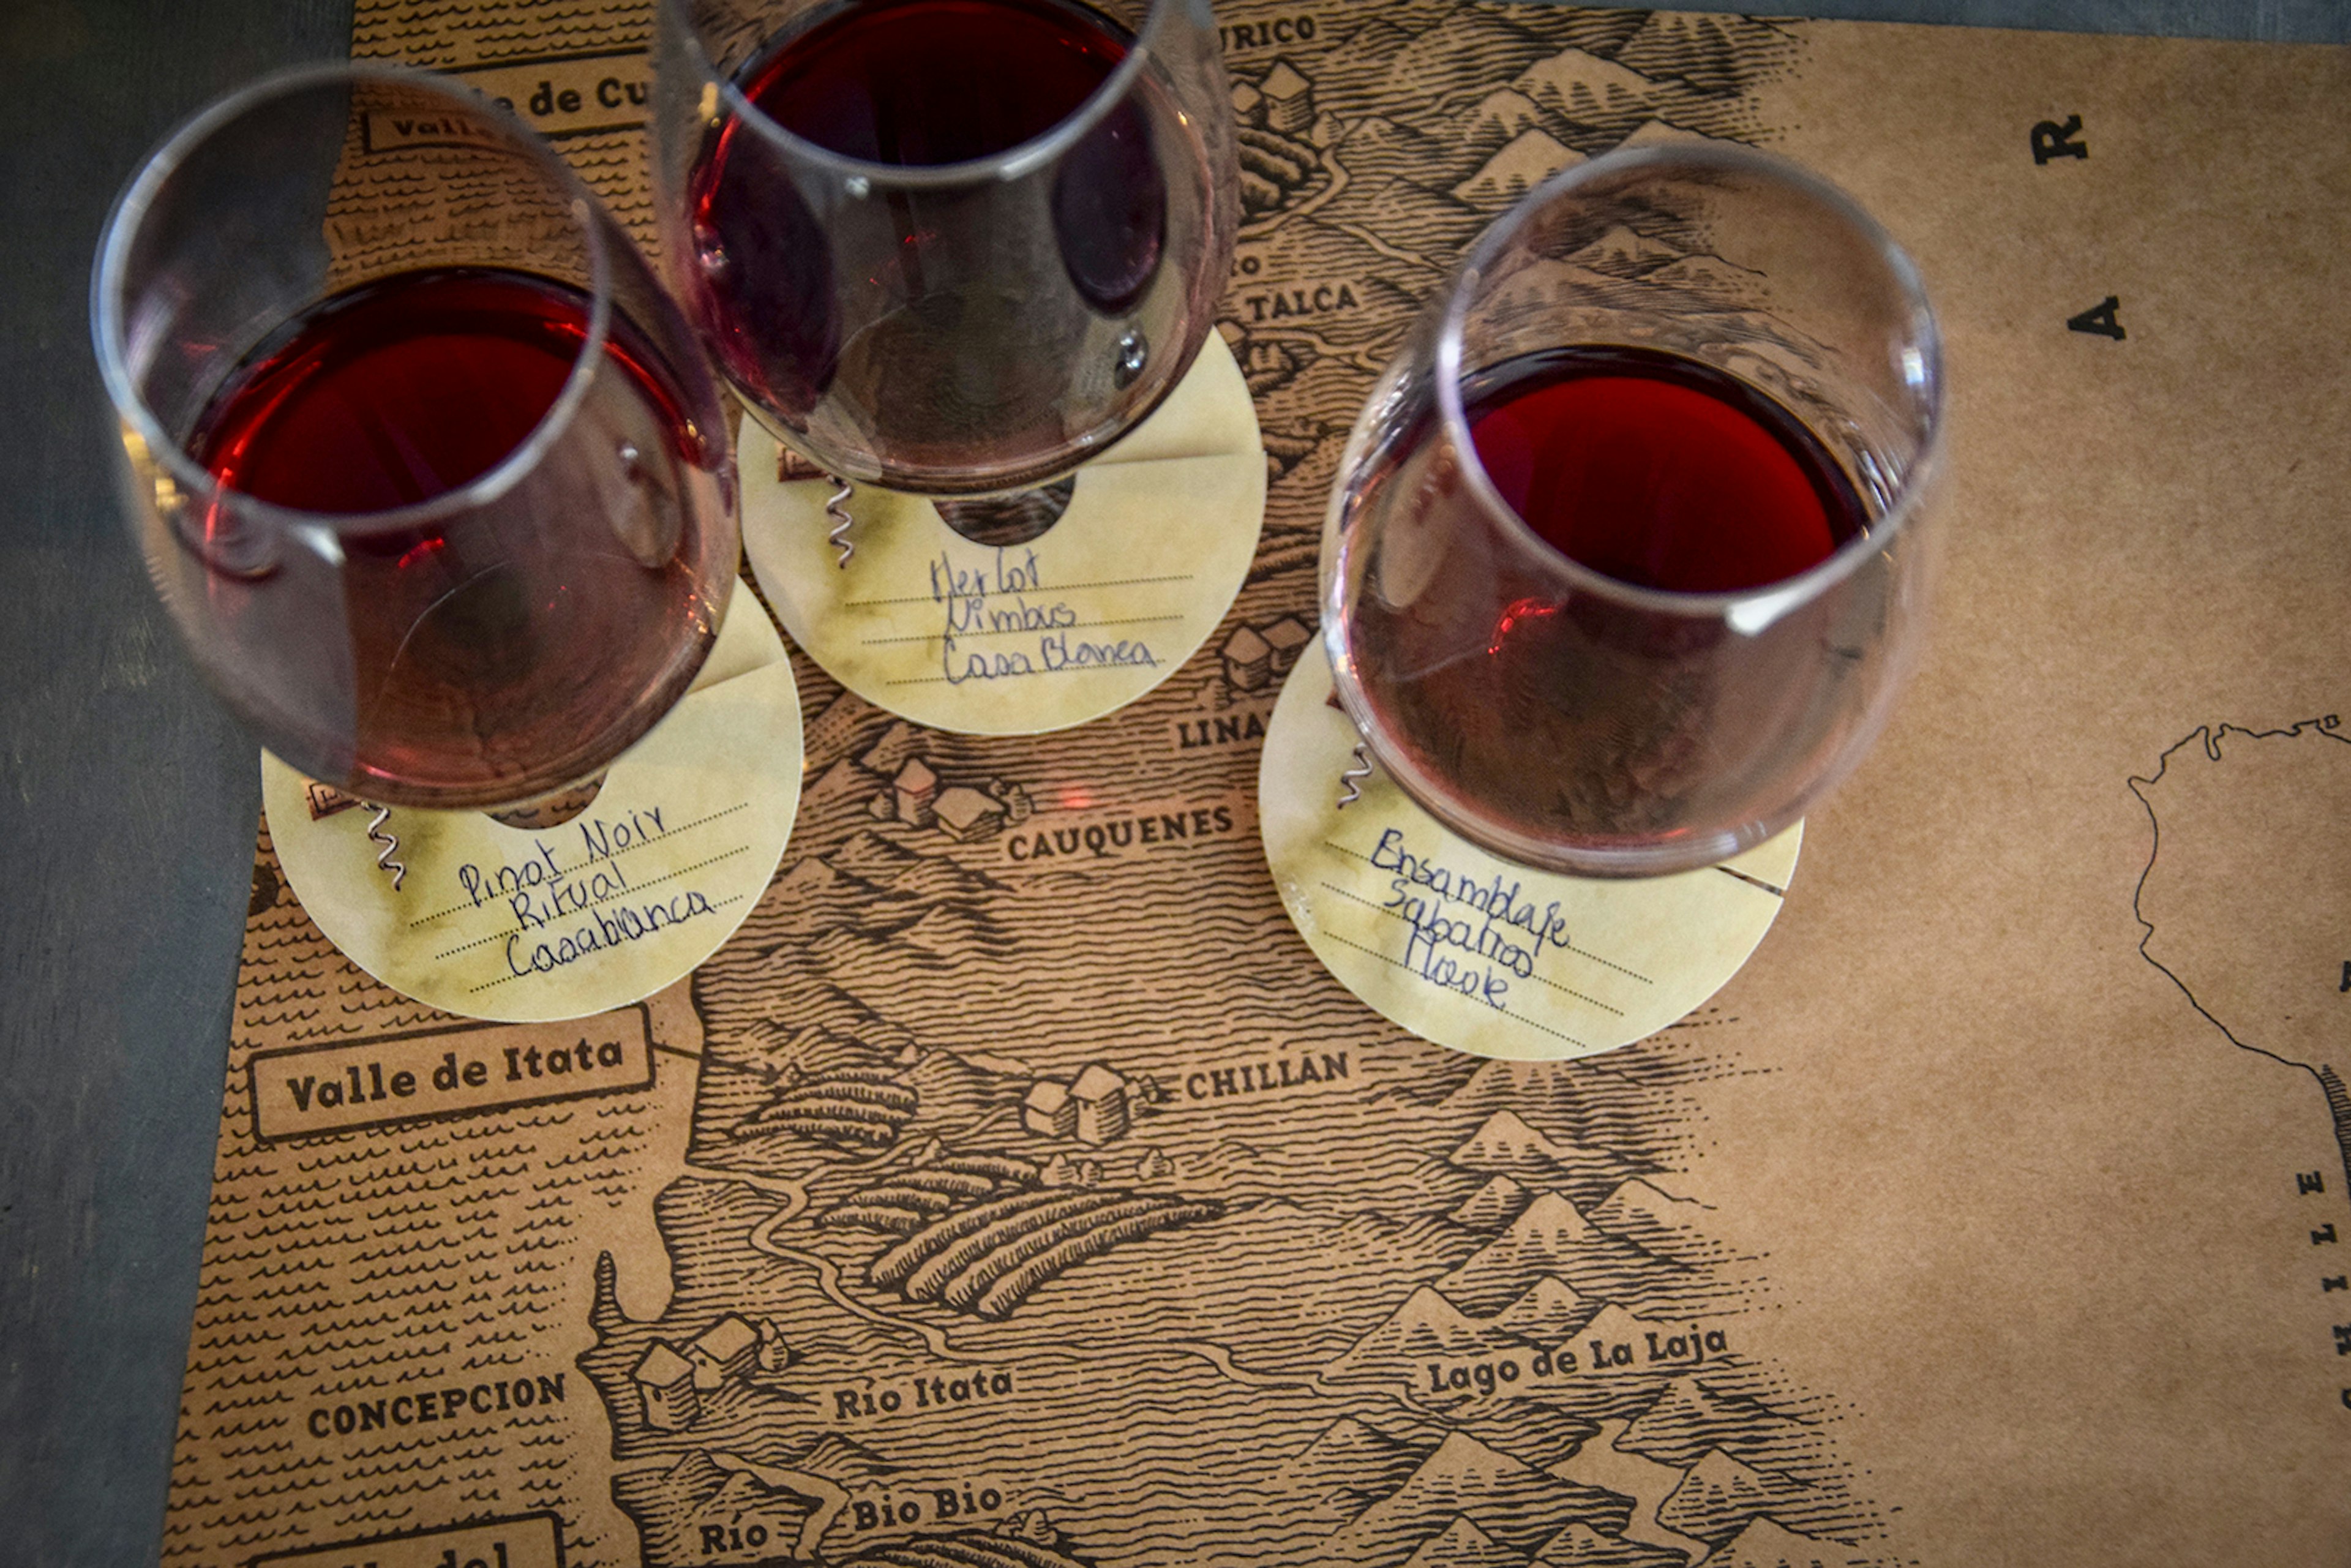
[932, 477, 1079, 548]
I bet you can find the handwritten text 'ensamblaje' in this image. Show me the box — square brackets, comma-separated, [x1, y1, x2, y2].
[931, 546, 1156, 684]
[451, 807, 720, 977]
[1370, 826, 1574, 1008]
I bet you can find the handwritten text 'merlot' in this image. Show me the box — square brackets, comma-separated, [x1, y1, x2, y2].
[929, 545, 1157, 685]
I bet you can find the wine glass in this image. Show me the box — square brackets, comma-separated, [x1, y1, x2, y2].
[93, 64, 738, 814]
[1322, 143, 1944, 878]
[651, 0, 1236, 533]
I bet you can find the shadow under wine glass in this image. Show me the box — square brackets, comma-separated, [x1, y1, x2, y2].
[653, 0, 1237, 555]
[94, 66, 739, 861]
[1322, 143, 1945, 879]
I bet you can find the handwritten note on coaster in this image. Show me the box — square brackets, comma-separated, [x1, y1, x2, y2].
[1260, 640, 1801, 1060]
[262, 581, 802, 1022]
[740, 331, 1266, 735]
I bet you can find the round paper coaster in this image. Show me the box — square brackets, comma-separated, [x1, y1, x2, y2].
[739, 331, 1266, 735]
[1259, 639, 1802, 1060]
[263, 580, 803, 1023]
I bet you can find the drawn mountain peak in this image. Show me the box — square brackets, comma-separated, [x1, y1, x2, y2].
[771, 853, 878, 901]
[1655, 1447, 1812, 1545]
[1450, 1172, 1532, 1229]
[1285, 1414, 1431, 1472]
[1614, 10, 1798, 96]
[830, 828, 927, 883]
[1496, 1275, 1591, 1340]
[1574, 1301, 1681, 1349]
[1615, 118, 1748, 156]
[1593, 1177, 1704, 1218]
[1510, 47, 1668, 133]
[1273, 1415, 1433, 1525]
[1438, 1191, 1635, 1314]
[1531, 1521, 1690, 1567]
[790, 1431, 893, 1481]
[1401, 1515, 1529, 1568]
[1327, 1284, 1510, 1381]
[896, 901, 998, 961]
[1621, 1377, 1798, 1466]
[1423, 1430, 1564, 1490]
[1467, 87, 1548, 144]
[855, 718, 926, 777]
[662, 1448, 731, 1497]
[1326, 1430, 1638, 1561]
[1644, 253, 1768, 301]
[1451, 130, 1586, 208]
[1450, 1110, 1583, 1172]
[1334, 113, 1446, 175]
[1501, 1189, 1605, 1244]
[1564, 223, 1684, 277]
[1692, 1515, 1866, 1567]
[1589, 1179, 1726, 1266]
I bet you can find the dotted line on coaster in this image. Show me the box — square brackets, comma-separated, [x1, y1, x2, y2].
[427, 844, 753, 962]
[1327, 838, 1661, 986]
[842, 573, 1197, 609]
[1318, 881, 1624, 1016]
[882, 664, 1155, 688]
[858, 613, 1188, 648]
[1322, 932, 1593, 1051]
[406, 800, 754, 927]
[465, 893, 749, 994]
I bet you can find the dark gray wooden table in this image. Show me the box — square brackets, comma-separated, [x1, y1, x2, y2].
[1, 1, 2342, 1562]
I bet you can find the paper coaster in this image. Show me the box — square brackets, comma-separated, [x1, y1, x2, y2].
[263, 580, 802, 1022]
[1259, 640, 1802, 1060]
[739, 331, 1266, 735]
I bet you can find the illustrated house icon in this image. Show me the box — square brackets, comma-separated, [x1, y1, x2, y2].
[1023, 1079, 1078, 1139]
[685, 1315, 760, 1392]
[932, 786, 1006, 843]
[1263, 618, 1311, 676]
[1259, 61, 1313, 135]
[1223, 625, 1273, 690]
[894, 757, 939, 827]
[634, 1341, 699, 1430]
[1070, 1063, 1130, 1146]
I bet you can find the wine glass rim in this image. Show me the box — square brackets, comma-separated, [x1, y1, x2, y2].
[664, 0, 1185, 189]
[1433, 140, 1946, 623]
[91, 59, 621, 539]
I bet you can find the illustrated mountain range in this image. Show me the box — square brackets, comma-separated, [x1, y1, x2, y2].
[1221, 7, 1803, 573]
[1258, 1415, 1870, 1568]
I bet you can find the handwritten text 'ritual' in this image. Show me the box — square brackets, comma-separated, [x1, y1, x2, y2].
[1370, 826, 1576, 1008]
[931, 546, 1157, 684]
[452, 807, 719, 979]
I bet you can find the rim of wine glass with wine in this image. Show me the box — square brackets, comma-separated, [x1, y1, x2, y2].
[1321, 140, 1947, 880]
[654, 0, 1240, 500]
[93, 62, 743, 815]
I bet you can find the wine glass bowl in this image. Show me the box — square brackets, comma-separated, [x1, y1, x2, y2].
[1322, 144, 1944, 878]
[653, 0, 1237, 495]
[94, 66, 738, 811]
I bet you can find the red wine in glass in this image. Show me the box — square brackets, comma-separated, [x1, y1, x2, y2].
[187, 267, 728, 800]
[680, 0, 1182, 485]
[1334, 344, 1881, 856]
[1322, 145, 1941, 876]
[1464, 346, 1866, 596]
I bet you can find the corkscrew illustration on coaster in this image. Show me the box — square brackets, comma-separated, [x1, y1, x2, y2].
[1337, 741, 1371, 809]
[825, 476, 855, 568]
[364, 803, 405, 891]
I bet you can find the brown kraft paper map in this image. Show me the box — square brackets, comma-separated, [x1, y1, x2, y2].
[162, 4, 2351, 1566]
